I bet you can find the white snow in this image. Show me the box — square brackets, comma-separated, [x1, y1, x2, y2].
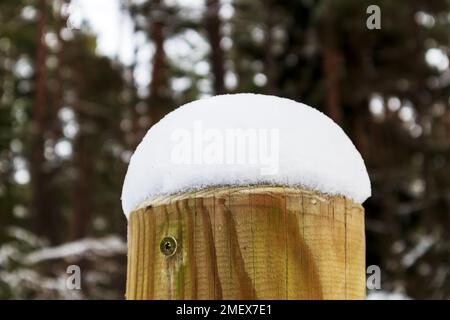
[401, 235, 434, 268]
[121, 93, 371, 217]
[366, 291, 411, 300]
[24, 235, 127, 264]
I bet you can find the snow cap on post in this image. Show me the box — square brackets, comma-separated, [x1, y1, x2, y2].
[121, 93, 371, 218]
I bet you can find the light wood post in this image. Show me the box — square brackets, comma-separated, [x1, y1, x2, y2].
[126, 186, 365, 300]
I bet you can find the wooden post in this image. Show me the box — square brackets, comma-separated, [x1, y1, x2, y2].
[126, 186, 365, 300]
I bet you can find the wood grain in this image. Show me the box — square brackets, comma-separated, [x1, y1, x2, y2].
[126, 186, 365, 300]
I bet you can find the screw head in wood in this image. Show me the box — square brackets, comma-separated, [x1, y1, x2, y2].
[160, 236, 177, 256]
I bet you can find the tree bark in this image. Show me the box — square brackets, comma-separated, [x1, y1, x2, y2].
[72, 126, 92, 239]
[31, 0, 58, 243]
[320, 3, 343, 125]
[264, 7, 277, 94]
[148, 0, 166, 126]
[205, 0, 225, 94]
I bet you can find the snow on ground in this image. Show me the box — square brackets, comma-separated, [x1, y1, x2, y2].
[367, 291, 412, 300]
[121, 93, 371, 217]
[24, 235, 126, 264]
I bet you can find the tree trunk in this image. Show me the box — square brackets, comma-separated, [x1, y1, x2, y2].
[148, 0, 166, 126]
[264, 7, 276, 94]
[72, 126, 92, 239]
[31, 0, 58, 243]
[205, 0, 225, 94]
[320, 2, 343, 125]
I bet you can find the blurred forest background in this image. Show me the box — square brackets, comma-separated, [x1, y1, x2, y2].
[0, 0, 449, 299]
